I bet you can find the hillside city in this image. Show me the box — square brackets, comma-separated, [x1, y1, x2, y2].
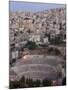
[9, 7, 66, 88]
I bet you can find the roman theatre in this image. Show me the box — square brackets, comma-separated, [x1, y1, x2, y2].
[11, 55, 64, 81]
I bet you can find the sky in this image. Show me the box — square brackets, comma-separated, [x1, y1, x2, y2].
[9, 1, 65, 12]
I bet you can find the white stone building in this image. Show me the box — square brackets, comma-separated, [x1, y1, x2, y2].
[29, 34, 40, 42]
[43, 37, 49, 44]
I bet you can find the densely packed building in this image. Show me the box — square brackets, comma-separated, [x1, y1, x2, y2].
[9, 7, 66, 60]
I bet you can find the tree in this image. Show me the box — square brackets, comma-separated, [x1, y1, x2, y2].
[62, 77, 66, 85]
[49, 34, 63, 45]
[44, 33, 50, 41]
[54, 48, 61, 55]
[25, 41, 37, 50]
[10, 59, 16, 66]
[9, 80, 20, 89]
[48, 47, 54, 53]
[26, 78, 34, 87]
[19, 76, 26, 88]
[42, 79, 52, 86]
[34, 79, 41, 87]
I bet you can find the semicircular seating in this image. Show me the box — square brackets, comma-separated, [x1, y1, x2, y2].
[12, 55, 62, 80]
